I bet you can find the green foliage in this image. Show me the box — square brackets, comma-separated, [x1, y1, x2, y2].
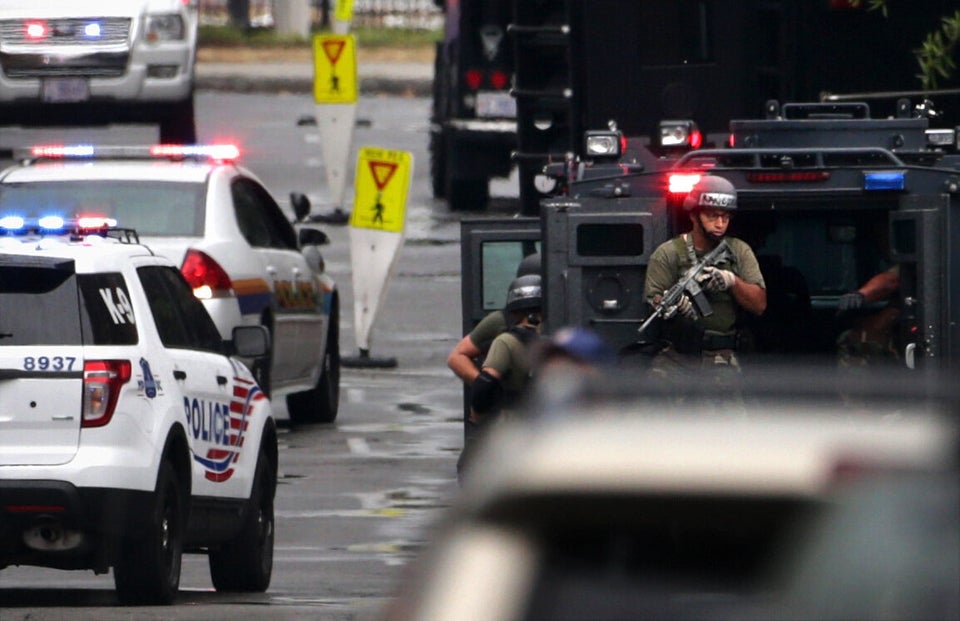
[849, 0, 959, 90]
[917, 11, 960, 90]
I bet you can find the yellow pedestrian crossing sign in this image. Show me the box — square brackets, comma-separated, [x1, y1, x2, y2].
[313, 34, 357, 103]
[351, 147, 413, 233]
[334, 0, 355, 22]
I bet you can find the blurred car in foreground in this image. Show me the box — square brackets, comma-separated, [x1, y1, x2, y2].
[383, 367, 958, 621]
[0, 143, 340, 423]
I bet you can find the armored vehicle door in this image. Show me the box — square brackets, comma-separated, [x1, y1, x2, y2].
[541, 196, 667, 355]
[459, 217, 541, 337]
[889, 196, 952, 369]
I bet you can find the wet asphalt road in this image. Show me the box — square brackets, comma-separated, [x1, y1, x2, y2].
[0, 90, 521, 620]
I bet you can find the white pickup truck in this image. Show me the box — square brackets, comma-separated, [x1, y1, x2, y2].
[0, 0, 198, 142]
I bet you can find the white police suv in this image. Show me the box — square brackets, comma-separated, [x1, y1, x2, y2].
[0, 217, 277, 604]
[0, 144, 340, 424]
[0, 0, 199, 142]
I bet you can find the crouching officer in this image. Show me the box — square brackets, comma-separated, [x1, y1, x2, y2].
[642, 175, 767, 378]
[457, 274, 543, 482]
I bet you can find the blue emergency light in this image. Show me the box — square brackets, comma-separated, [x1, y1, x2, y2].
[863, 171, 906, 191]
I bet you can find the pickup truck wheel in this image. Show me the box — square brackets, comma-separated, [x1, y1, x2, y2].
[114, 461, 183, 605]
[159, 98, 197, 144]
[209, 449, 275, 592]
[287, 302, 340, 424]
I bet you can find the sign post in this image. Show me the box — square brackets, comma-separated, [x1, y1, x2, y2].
[342, 146, 414, 368]
[313, 33, 357, 213]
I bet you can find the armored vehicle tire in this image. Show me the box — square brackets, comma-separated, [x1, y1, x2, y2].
[286, 303, 340, 424]
[114, 461, 184, 605]
[159, 97, 198, 144]
[447, 177, 489, 211]
[429, 132, 447, 199]
[209, 449, 275, 592]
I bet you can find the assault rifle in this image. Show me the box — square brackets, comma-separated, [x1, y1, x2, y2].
[637, 239, 733, 339]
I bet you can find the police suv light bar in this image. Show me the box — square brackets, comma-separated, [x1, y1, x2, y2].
[22, 144, 240, 162]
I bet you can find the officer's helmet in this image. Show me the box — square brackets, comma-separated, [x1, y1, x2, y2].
[516, 252, 542, 278]
[683, 175, 738, 212]
[504, 274, 542, 312]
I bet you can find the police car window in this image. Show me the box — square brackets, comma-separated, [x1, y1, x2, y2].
[0, 181, 205, 237]
[137, 266, 222, 352]
[231, 178, 296, 250]
[481, 242, 541, 311]
[77, 274, 139, 345]
[0, 258, 84, 345]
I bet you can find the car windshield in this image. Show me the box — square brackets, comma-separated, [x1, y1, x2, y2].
[0, 180, 206, 237]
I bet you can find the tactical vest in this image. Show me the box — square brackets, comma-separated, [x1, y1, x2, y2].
[673, 235, 738, 334]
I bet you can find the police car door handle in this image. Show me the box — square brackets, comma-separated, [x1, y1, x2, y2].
[216, 375, 228, 386]
[173, 370, 187, 381]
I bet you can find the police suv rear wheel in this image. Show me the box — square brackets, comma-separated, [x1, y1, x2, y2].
[209, 449, 275, 592]
[114, 461, 184, 605]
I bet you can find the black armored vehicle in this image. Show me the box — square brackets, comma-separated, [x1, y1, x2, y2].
[461, 100, 960, 370]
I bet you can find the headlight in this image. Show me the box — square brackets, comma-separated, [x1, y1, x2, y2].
[659, 120, 702, 149]
[144, 14, 185, 42]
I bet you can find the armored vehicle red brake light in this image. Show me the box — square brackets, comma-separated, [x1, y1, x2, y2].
[668, 173, 702, 194]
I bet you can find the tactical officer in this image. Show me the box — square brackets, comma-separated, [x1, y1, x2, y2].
[446, 252, 541, 385]
[836, 265, 901, 367]
[457, 273, 543, 481]
[643, 175, 767, 376]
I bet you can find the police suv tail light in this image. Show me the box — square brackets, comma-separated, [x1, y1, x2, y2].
[181, 249, 234, 300]
[82, 360, 132, 428]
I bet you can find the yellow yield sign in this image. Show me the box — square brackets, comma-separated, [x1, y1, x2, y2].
[313, 34, 357, 103]
[351, 147, 413, 233]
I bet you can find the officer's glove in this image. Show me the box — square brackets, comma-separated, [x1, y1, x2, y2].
[837, 291, 866, 314]
[698, 266, 737, 292]
[672, 292, 696, 320]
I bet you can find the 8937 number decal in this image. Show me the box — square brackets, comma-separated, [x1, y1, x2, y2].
[23, 356, 77, 371]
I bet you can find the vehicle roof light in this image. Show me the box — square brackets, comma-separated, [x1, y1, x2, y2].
[0, 215, 25, 231]
[38, 215, 65, 230]
[585, 130, 623, 159]
[32, 144, 95, 158]
[84, 22, 102, 38]
[23, 143, 241, 163]
[746, 171, 831, 183]
[925, 129, 956, 148]
[659, 120, 700, 149]
[77, 216, 118, 230]
[668, 173, 701, 194]
[863, 170, 906, 191]
[150, 144, 240, 161]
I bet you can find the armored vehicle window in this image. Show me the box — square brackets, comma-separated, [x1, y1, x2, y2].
[576, 223, 644, 257]
[0, 181, 205, 237]
[0, 258, 83, 345]
[78, 274, 139, 345]
[482, 241, 541, 311]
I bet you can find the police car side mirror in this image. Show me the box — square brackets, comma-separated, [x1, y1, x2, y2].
[290, 192, 312, 222]
[232, 325, 270, 358]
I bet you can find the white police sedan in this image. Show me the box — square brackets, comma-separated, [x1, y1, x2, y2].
[0, 144, 339, 423]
